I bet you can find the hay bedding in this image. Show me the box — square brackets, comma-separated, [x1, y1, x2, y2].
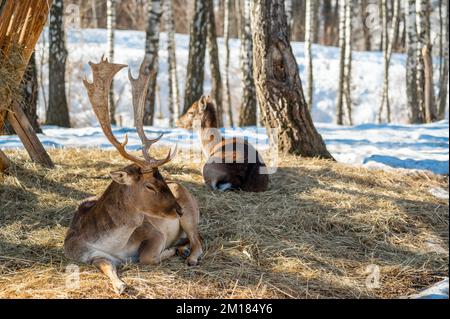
[0, 148, 448, 299]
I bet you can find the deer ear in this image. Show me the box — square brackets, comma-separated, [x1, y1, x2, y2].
[110, 170, 135, 185]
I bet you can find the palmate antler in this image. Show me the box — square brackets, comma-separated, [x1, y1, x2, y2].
[83, 56, 176, 171]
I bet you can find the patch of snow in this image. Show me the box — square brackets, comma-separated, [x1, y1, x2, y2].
[1, 121, 448, 175]
[407, 278, 449, 299]
[429, 187, 449, 200]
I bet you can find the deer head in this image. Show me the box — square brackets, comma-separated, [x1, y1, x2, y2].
[176, 95, 217, 129]
[83, 56, 181, 218]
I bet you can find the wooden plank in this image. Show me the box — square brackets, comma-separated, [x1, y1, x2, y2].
[7, 102, 54, 168]
[0, 148, 9, 172]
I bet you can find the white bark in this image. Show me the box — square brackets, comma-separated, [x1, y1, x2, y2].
[336, 0, 346, 125]
[165, 0, 179, 126]
[406, 0, 421, 123]
[305, 0, 315, 110]
[378, 0, 400, 123]
[438, 0, 448, 119]
[343, 0, 353, 125]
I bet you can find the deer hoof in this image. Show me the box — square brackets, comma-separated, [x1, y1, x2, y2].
[113, 281, 127, 295]
[176, 247, 191, 259]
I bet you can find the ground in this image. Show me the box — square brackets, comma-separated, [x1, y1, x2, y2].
[0, 148, 447, 298]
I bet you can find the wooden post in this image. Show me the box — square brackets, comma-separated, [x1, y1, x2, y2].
[6, 102, 54, 168]
[0, 148, 9, 172]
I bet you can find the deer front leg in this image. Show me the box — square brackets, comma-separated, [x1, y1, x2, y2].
[92, 258, 126, 295]
[138, 231, 176, 265]
[180, 218, 203, 266]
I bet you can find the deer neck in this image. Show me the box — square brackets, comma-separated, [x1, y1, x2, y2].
[97, 183, 144, 228]
[196, 109, 222, 158]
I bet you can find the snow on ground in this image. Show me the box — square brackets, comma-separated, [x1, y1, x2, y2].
[407, 278, 449, 299]
[35, 28, 448, 128]
[1, 120, 448, 175]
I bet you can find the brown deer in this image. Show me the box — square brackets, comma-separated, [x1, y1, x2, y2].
[177, 96, 269, 192]
[64, 57, 202, 294]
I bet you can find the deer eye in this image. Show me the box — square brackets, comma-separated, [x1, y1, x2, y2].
[144, 183, 156, 193]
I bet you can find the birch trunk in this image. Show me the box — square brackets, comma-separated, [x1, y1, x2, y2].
[165, 0, 180, 126]
[305, 0, 315, 110]
[143, 0, 162, 125]
[238, 0, 257, 126]
[47, 0, 70, 127]
[251, 0, 333, 159]
[438, 0, 448, 119]
[223, 0, 233, 126]
[378, 0, 400, 123]
[406, 0, 421, 123]
[206, 0, 224, 127]
[416, 0, 436, 123]
[107, 0, 116, 125]
[343, 0, 353, 125]
[336, 0, 346, 125]
[183, 0, 207, 113]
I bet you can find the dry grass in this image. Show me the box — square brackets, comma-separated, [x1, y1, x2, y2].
[0, 148, 448, 299]
[0, 44, 25, 131]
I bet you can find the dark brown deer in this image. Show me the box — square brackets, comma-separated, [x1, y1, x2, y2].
[64, 57, 202, 294]
[177, 96, 269, 192]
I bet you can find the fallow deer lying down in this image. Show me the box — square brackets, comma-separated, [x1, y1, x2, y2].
[64, 57, 202, 294]
[177, 96, 269, 192]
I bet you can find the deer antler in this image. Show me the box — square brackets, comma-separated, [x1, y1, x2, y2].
[128, 59, 177, 169]
[84, 56, 176, 170]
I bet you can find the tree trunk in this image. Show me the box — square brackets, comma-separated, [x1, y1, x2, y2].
[284, 0, 293, 38]
[183, 0, 207, 113]
[206, 0, 223, 127]
[336, 0, 346, 125]
[438, 0, 448, 119]
[21, 53, 41, 133]
[360, 0, 371, 51]
[405, 0, 421, 123]
[107, 0, 116, 125]
[291, 0, 306, 42]
[305, 0, 315, 110]
[378, 0, 399, 123]
[143, 0, 162, 125]
[47, 0, 70, 127]
[238, 0, 257, 126]
[343, 0, 353, 125]
[417, 0, 436, 123]
[251, 0, 333, 159]
[223, 0, 234, 126]
[165, 0, 180, 126]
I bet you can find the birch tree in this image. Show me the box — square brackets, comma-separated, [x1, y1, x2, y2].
[183, 0, 207, 113]
[223, 0, 234, 126]
[206, 0, 224, 127]
[143, 0, 162, 125]
[343, 0, 353, 125]
[305, 0, 315, 109]
[406, 0, 421, 123]
[47, 0, 70, 127]
[251, 0, 333, 159]
[378, 0, 400, 123]
[416, 0, 436, 123]
[165, 0, 180, 126]
[107, 0, 116, 124]
[238, 0, 257, 126]
[438, 0, 448, 119]
[336, 0, 346, 125]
